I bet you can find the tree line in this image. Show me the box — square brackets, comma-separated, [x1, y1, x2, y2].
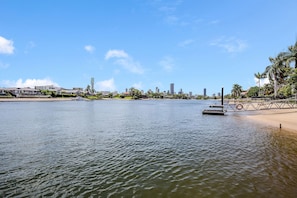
[231, 41, 297, 99]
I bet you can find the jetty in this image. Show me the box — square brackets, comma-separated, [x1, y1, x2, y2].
[202, 88, 226, 115]
[224, 97, 297, 112]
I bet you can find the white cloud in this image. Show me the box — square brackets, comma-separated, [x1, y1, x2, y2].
[178, 39, 194, 47]
[254, 77, 270, 87]
[210, 37, 247, 53]
[0, 36, 14, 54]
[1, 78, 59, 88]
[159, 56, 174, 72]
[84, 45, 95, 53]
[96, 78, 116, 91]
[132, 82, 142, 90]
[105, 50, 128, 60]
[105, 49, 144, 74]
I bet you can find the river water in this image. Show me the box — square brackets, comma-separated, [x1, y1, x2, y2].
[1, 100, 297, 197]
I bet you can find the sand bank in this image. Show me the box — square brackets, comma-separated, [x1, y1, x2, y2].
[246, 109, 297, 133]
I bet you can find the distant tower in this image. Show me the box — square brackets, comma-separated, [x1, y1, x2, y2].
[179, 88, 183, 94]
[91, 77, 95, 93]
[155, 87, 159, 93]
[203, 88, 207, 97]
[170, 83, 174, 95]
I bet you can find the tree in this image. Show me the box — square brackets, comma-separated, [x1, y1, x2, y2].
[263, 52, 289, 97]
[85, 85, 91, 94]
[247, 86, 259, 97]
[254, 72, 266, 96]
[231, 84, 242, 98]
[129, 87, 142, 99]
[263, 83, 274, 96]
[288, 68, 297, 96]
[278, 84, 291, 98]
[285, 41, 297, 68]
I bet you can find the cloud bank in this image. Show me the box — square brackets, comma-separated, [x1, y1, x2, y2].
[1, 78, 59, 88]
[105, 49, 144, 74]
[254, 77, 270, 87]
[96, 78, 116, 91]
[0, 36, 14, 54]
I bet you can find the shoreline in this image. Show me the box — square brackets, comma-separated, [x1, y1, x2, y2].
[0, 97, 75, 102]
[244, 109, 297, 133]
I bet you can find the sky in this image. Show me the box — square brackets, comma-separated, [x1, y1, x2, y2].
[1, 0, 297, 95]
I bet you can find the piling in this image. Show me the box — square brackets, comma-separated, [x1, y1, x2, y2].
[221, 87, 224, 106]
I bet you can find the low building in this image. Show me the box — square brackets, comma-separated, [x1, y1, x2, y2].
[0, 87, 44, 97]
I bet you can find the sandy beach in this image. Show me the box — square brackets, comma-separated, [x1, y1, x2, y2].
[246, 109, 297, 133]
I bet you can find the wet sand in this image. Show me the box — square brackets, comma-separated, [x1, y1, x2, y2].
[246, 109, 297, 133]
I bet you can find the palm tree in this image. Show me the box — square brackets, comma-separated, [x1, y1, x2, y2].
[288, 68, 297, 97]
[263, 52, 288, 97]
[285, 41, 297, 68]
[263, 83, 274, 95]
[231, 84, 242, 98]
[129, 87, 142, 99]
[254, 72, 266, 96]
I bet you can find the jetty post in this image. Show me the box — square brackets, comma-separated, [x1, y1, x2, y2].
[221, 87, 224, 106]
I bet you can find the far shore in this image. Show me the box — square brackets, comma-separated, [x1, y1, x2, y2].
[0, 97, 76, 102]
[245, 109, 297, 133]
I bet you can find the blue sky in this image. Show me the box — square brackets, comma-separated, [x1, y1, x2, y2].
[1, 0, 297, 95]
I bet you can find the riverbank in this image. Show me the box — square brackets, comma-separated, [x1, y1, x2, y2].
[246, 109, 297, 133]
[0, 97, 75, 102]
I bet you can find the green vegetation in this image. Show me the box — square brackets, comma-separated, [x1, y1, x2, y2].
[231, 84, 242, 99]
[247, 86, 259, 97]
[232, 41, 297, 99]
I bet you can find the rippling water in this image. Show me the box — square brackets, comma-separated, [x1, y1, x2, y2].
[1, 100, 297, 197]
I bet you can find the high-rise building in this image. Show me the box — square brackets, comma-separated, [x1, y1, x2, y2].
[179, 88, 183, 94]
[203, 88, 207, 97]
[155, 87, 159, 93]
[170, 83, 174, 95]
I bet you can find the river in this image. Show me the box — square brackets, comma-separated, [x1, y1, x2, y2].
[1, 100, 297, 197]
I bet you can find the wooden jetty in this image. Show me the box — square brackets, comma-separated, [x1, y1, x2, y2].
[202, 88, 226, 115]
